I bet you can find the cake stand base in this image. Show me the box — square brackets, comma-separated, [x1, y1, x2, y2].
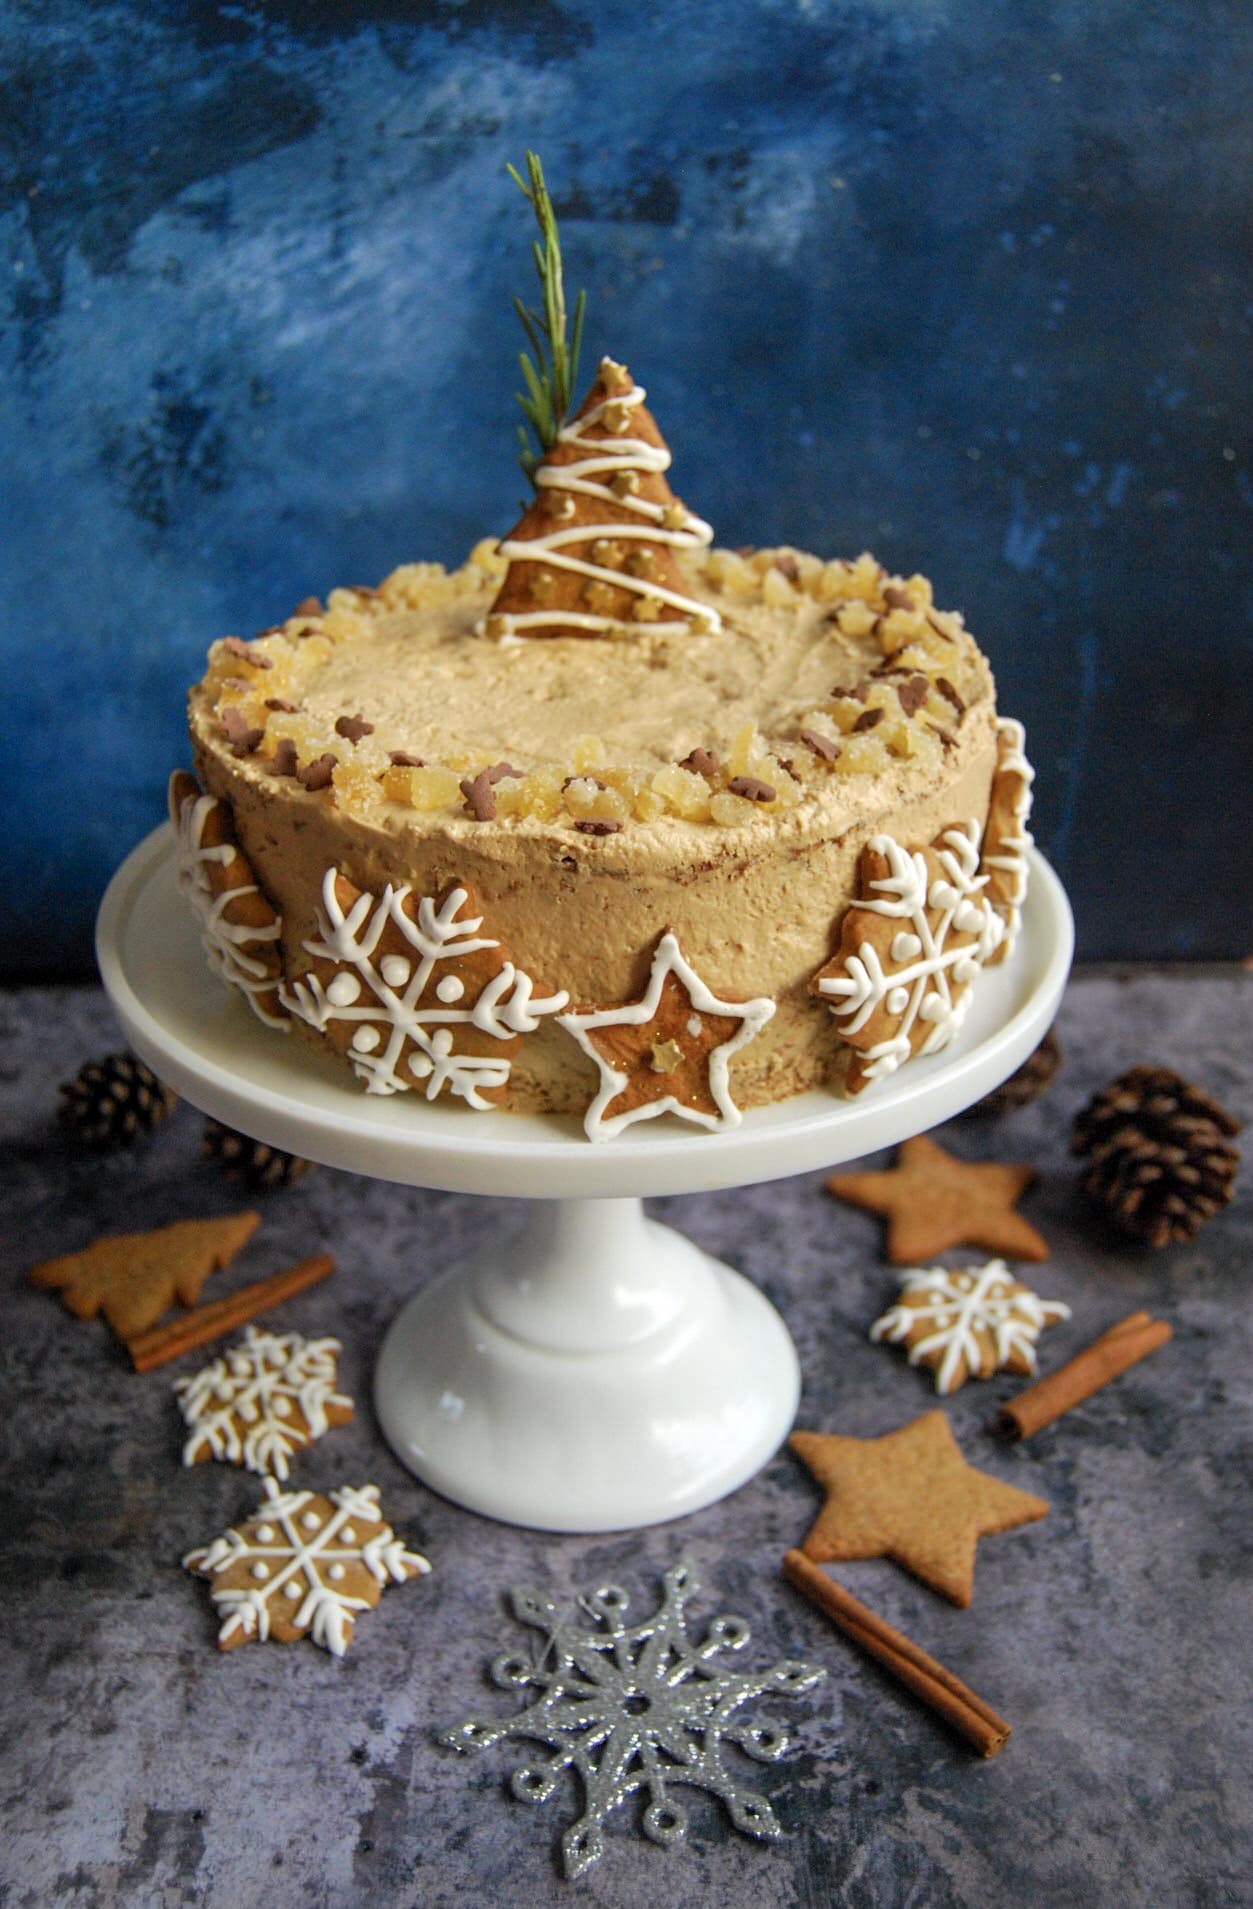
[374, 1197, 799, 1531]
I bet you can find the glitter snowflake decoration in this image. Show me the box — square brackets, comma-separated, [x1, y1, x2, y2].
[870, 1259, 1071, 1395]
[174, 1325, 354, 1480]
[441, 1559, 824, 1879]
[281, 871, 567, 1104]
[184, 1479, 429, 1656]
[812, 820, 1004, 1092]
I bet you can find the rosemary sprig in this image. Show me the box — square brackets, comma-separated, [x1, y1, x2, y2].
[507, 151, 587, 481]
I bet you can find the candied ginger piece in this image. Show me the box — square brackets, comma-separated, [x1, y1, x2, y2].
[651, 763, 712, 821]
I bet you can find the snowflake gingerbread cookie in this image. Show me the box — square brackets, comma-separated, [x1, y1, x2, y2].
[557, 931, 775, 1140]
[869, 1260, 1070, 1395]
[810, 819, 1004, 1094]
[442, 1559, 823, 1880]
[280, 871, 567, 1105]
[184, 1478, 429, 1655]
[174, 1325, 354, 1480]
[169, 770, 289, 1028]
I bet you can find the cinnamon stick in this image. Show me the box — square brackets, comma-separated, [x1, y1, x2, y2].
[125, 1255, 336, 1372]
[782, 1549, 1011, 1758]
[997, 1310, 1172, 1441]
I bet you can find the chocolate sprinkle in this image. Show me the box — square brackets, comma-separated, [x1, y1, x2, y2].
[853, 707, 884, 732]
[271, 737, 299, 778]
[772, 552, 800, 581]
[292, 596, 323, 618]
[575, 819, 622, 836]
[935, 676, 966, 714]
[680, 748, 720, 778]
[883, 586, 915, 612]
[219, 706, 263, 755]
[222, 635, 272, 668]
[265, 697, 298, 713]
[298, 754, 338, 791]
[831, 681, 868, 703]
[926, 611, 955, 642]
[728, 775, 776, 803]
[896, 674, 930, 717]
[563, 774, 606, 791]
[335, 713, 375, 743]
[388, 750, 425, 768]
[800, 728, 841, 762]
[460, 762, 523, 821]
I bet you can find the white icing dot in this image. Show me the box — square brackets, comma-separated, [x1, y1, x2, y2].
[687, 1015, 703, 1037]
[252, 1562, 269, 1581]
[886, 987, 910, 1016]
[301, 1511, 321, 1531]
[327, 1562, 346, 1581]
[272, 1397, 291, 1417]
[919, 992, 946, 1022]
[436, 974, 465, 1003]
[431, 1028, 453, 1055]
[380, 954, 411, 987]
[409, 1053, 433, 1079]
[255, 1524, 274, 1542]
[340, 1526, 356, 1543]
[352, 1025, 381, 1053]
[890, 932, 923, 963]
[326, 972, 361, 1007]
[286, 1580, 301, 1598]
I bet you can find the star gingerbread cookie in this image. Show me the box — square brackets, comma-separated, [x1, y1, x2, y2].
[557, 931, 775, 1141]
[790, 1411, 1048, 1607]
[827, 1133, 1049, 1263]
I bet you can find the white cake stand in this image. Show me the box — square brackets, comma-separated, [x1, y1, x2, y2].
[97, 826, 1072, 1532]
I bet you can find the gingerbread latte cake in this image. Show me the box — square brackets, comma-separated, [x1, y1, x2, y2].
[170, 173, 1033, 1141]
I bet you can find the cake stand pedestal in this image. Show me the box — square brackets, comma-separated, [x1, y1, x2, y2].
[97, 827, 1072, 1532]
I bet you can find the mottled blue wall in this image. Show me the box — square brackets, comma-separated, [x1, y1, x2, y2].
[2, 0, 1250, 976]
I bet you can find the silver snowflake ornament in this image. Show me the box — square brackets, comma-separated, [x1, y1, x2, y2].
[441, 1559, 825, 1879]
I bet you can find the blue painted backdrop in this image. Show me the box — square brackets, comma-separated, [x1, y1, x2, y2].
[2, 0, 1250, 976]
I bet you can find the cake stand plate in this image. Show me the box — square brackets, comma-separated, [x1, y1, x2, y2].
[97, 826, 1072, 1531]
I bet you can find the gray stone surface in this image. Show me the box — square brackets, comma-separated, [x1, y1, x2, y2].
[1, 971, 1249, 1909]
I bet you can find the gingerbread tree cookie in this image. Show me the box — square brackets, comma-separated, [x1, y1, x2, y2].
[169, 770, 289, 1028]
[184, 1478, 429, 1655]
[487, 357, 719, 641]
[558, 932, 775, 1141]
[869, 1261, 1070, 1395]
[790, 1412, 1048, 1607]
[175, 1325, 354, 1479]
[31, 1211, 260, 1340]
[281, 871, 567, 1105]
[979, 718, 1035, 963]
[810, 820, 1004, 1095]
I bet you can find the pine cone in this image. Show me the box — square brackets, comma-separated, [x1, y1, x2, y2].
[961, 1028, 1061, 1119]
[1072, 1066, 1240, 1247]
[58, 1052, 177, 1151]
[201, 1118, 316, 1192]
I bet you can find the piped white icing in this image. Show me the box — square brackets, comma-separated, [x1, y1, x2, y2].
[183, 1479, 429, 1657]
[492, 362, 721, 638]
[817, 820, 1004, 1086]
[170, 785, 289, 1029]
[558, 932, 775, 1141]
[174, 1326, 353, 1480]
[280, 873, 567, 1105]
[869, 1260, 1070, 1395]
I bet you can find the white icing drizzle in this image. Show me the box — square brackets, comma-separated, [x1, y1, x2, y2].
[870, 1260, 1070, 1396]
[817, 820, 1004, 1086]
[557, 931, 775, 1142]
[183, 1479, 430, 1657]
[174, 1326, 353, 1480]
[493, 360, 721, 638]
[280, 873, 568, 1105]
[171, 785, 289, 1029]
[981, 717, 1035, 956]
